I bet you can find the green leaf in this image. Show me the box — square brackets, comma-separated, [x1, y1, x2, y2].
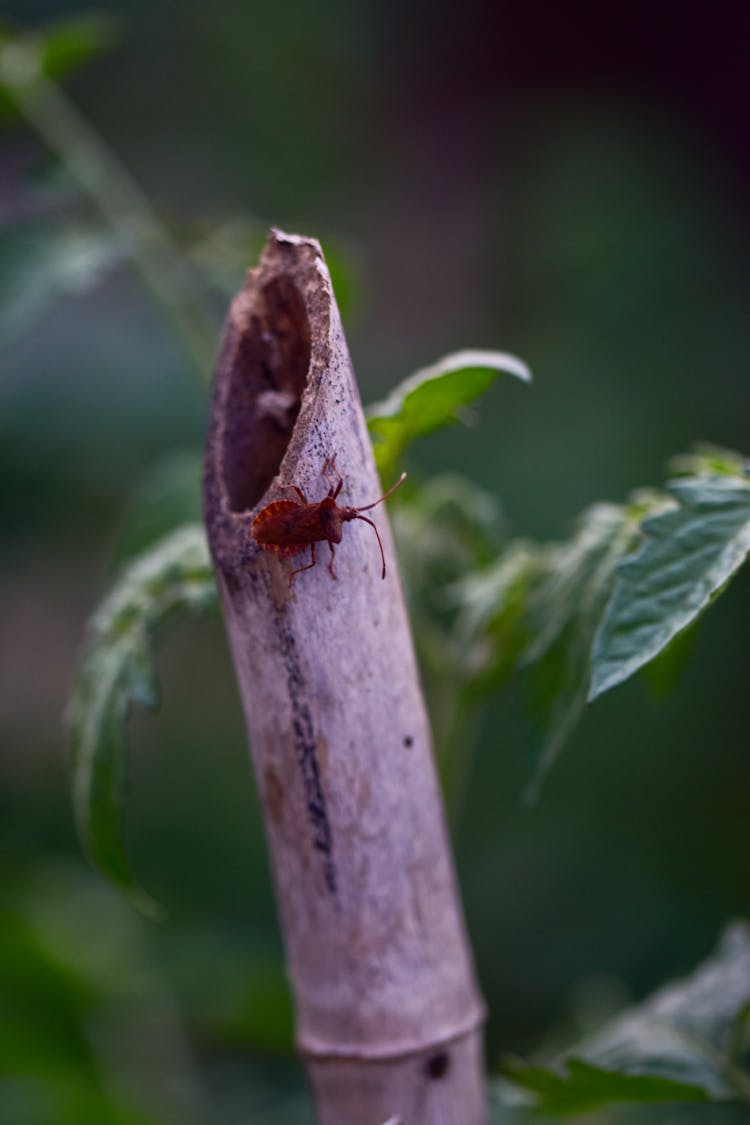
[669, 443, 749, 480]
[519, 503, 640, 797]
[319, 236, 361, 322]
[392, 474, 506, 715]
[68, 525, 218, 916]
[452, 541, 541, 686]
[449, 488, 672, 794]
[391, 475, 512, 813]
[366, 349, 531, 479]
[449, 502, 653, 796]
[499, 922, 750, 1111]
[0, 220, 122, 348]
[590, 475, 750, 701]
[31, 14, 117, 81]
[109, 451, 203, 568]
[1, 865, 203, 1124]
[502, 1057, 708, 1114]
[640, 620, 699, 700]
[0, 15, 116, 106]
[393, 474, 507, 611]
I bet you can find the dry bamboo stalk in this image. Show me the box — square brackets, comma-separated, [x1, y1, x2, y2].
[203, 229, 487, 1124]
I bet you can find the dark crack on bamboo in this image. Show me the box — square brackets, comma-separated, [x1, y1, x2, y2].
[278, 615, 337, 896]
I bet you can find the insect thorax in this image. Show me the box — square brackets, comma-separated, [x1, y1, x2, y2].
[319, 499, 344, 542]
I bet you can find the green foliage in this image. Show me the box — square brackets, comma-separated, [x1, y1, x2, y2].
[391, 474, 509, 805]
[0, 219, 122, 350]
[394, 472, 506, 634]
[4, 9, 749, 1124]
[395, 478, 658, 798]
[498, 922, 750, 1113]
[0, 15, 116, 115]
[109, 453, 204, 568]
[639, 620, 699, 700]
[669, 444, 749, 479]
[164, 927, 295, 1056]
[590, 472, 750, 701]
[68, 526, 218, 916]
[366, 349, 531, 480]
[371, 359, 746, 796]
[517, 503, 642, 795]
[388, 433, 750, 800]
[0, 865, 200, 1125]
[60, 268, 750, 879]
[501, 1058, 708, 1115]
[446, 454, 750, 792]
[4, 26, 750, 1125]
[452, 500, 657, 794]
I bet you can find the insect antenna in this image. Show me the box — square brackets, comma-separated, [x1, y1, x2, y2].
[354, 514, 387, 579]
[354, 472, 407, 513]
[353, 474, 411, 580]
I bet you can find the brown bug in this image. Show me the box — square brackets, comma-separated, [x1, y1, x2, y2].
[251, 454, 407, 586]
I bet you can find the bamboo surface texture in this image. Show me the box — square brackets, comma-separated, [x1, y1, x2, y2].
[203, 230, 487, 1124]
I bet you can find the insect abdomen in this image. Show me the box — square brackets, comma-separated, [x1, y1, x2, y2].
[251, 499, 327, 554]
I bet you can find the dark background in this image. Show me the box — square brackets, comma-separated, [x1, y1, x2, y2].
[2, 2, 750, 1121]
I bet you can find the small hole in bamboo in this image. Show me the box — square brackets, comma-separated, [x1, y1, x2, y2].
[221, 276, 310, 512]
[425, 1050, 450, 1079]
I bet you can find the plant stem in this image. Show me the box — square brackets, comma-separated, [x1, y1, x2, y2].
[204, 230, 487, 1124]
[0, 40, 218, 380]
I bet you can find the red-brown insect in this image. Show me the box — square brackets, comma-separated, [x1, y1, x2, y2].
[251, 454, 407, 586]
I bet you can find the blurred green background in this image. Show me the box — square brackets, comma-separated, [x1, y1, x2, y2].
[2, 1, 750, 1122]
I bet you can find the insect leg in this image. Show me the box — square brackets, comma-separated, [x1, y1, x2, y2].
[279, 483, 308, 504]
[327, 540, 337, 579]
[321, 456, 336, 498]
[328, 452, 344, 499]
[288, 542, 317, 586]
